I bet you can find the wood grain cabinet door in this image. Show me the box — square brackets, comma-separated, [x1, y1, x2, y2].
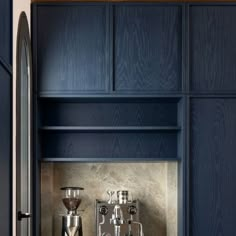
[113, 4, 182, 93]
[36, 4, 109, 94]
[190, 6, 236, 92]
[190, 99, 236, 236]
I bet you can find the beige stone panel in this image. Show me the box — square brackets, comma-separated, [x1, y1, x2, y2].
[166, 163, 178, 236]
[41, 163, 54, 236]
[41, 162, 178, 236]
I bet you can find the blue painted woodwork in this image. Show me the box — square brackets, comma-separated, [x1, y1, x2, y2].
[40, 98, 178, 126]
[190, 98, 236, 236]
[40, 126, 181, 131]
[190, 6, 236, 92]
[42, 132, 178, 160]
[32, 3, 183, 162]
[37, 97, 181, 161]
[114, 4, 182, 92]
[0, 0, 12, 235]
[0, 0, 12, 66]
[0, 64, 11, 236]
[32, 3, 236, 236]
[36, 4, 109, 93]
[35, 3, 182, 95]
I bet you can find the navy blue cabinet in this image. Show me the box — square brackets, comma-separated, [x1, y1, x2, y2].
[0, 65, 11, 235]
[114, 4, 182, 93]
[36, 4, 109, 94]
[190, 99, 236, 236]
[190, 6, 236, 92]
[32, 3, 184, 162]
[32, 3, 236, 236]
[34, 3, 183, 95]
[0, 0, 11, 235]
[0, 0, 11, 65]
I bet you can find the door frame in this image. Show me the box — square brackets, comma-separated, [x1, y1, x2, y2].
[15, 11, 33, 236]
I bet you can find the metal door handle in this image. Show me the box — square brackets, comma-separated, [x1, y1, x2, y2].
[18, 211, 31, 221]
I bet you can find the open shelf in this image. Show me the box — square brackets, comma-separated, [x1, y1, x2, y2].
[37, 97, 183, 161]
[39, 98, 179, 126]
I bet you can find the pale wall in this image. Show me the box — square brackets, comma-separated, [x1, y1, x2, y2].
[13, 1, 31, 236]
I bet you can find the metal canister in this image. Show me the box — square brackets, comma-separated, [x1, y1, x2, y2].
[117, 190, 129, 204]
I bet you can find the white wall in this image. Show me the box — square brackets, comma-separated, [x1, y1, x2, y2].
[13, 1, 31, 235]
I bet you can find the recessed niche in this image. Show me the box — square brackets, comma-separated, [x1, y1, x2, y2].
[41, 162, 178, 236]
[38, 98, 182, 161]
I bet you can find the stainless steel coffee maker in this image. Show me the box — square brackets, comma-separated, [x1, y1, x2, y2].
[96, 190, 144, 236]
[61, 187, 84, 236]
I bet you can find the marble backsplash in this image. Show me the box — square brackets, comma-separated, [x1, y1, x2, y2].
[41, 162, 178, 236]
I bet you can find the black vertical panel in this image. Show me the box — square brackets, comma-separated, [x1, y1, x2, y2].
[0, 65, 11, 235]
[190, 99, 236, 236]
[37, 4, 109, 94]
[114, 4, 182, 92]
[0, 0, 11, 65]
[190, 6, 236, 92]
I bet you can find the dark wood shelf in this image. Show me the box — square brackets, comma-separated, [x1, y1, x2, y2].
[40, 126, 181, 132]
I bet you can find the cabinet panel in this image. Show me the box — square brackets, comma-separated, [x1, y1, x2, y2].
[37, 4, 108, 94]
[190, 99, 236, 235]
[0, 65, 11, 235]
[190, 6, 236, 92]
[0, 0, 11, 65]
[114, 5, 182, 92]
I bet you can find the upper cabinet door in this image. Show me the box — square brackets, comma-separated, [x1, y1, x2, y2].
[36, 4, 109, 94]
[113, 4, 182, 93]
[190, 6, 236, 92]
[0, 0, 11, 65]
